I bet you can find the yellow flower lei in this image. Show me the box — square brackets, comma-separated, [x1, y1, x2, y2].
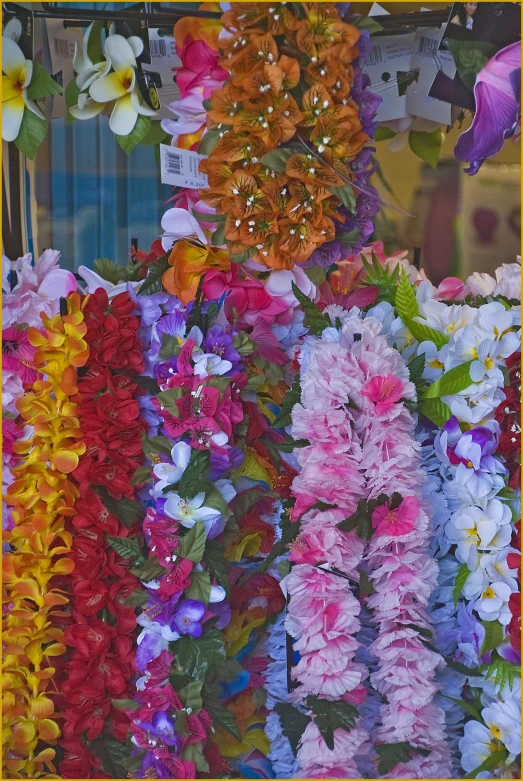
[3, 293, 88, 778]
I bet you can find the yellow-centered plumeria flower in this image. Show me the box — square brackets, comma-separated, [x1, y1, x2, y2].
[2, 37, 45, 142]
[3, 293, 88, 778]
[70, 32, 156, 135]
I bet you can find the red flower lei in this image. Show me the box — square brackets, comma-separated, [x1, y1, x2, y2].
[58, 289, 147, 777]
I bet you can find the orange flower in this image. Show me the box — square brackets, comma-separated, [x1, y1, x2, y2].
[162, 239, 230, 303]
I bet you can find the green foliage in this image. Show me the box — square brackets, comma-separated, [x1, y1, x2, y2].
[291, 283, 330, 336]
[179, 681, 203, 713]
[404, 317, 449, 350]
[213, 657, 244, 682]
[139, 121, 168, 146]
[463, 749, 508, 779]
[112, 698, 139, 711]
[408, 353, 426, 390]
[330, 183, 356, 212]
[305, 696, 358, 750]
[424, 361, 474, 399]
[273, 703, 311, 755]
[93, 258, 129, 284]
[176, 629, 226, 680]
[86, 20, 105, 65]
[142, 435, 173, 460]
[454, 563, 470, 606]
[159, 334, 182, 361]
[157, 387, 184, 417]
[115, 115, 152, 154]
[421, 398, 452, 427]
[230, 248, 254, 264]
[14, 110, 48, 160]
[441, 695, 483, 724]
[447, 39, 497, 91]
[337, 494, 393, 539]
[481, 653, 521, 691]
[337, 228, 360, 247]
[177, 450, 210, 500]
[124, 588, 150, 607]
[64, 78, 81, 122]
[233, 331, 256, 356]
[197, 126, 224, 155]
[211, 222, 226, 247]
[395, 270, 419, 321]
[479, 620, 505, 656]
[138, 254, 170, 296]
[136, 554, 167, 583]
[130, 465, 152, 485]
[87, 737, 130, 778]
[181, 743, 209, 773]
[304, 265, 327, 285]
[26, 61, 62, 100]
[186, 570, 211, 605]
[204, 695, 242, 741]
[374, 126, 396, 141]
[202, 538, 229, 592]
[273, 373, 301, 428]
[361, 252, 400, 304]
[354, 15, 384, 33]
[376, 742, 431, 775]
[107, 536, 145, 567]
[444, 657, 483, 677]
[177, 520, 207, 563]
[408, 129, 444, 169]
[260, 148, 295, 171]
[93, 485, 142, 529]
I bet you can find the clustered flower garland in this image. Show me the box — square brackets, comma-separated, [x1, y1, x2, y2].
[3, 293, 88, 778]
[58, 289, 147, 778]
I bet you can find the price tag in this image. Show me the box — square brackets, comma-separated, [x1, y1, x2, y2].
[160, 144, 208, 189]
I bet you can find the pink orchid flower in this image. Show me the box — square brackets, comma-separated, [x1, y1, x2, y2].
[361, 374, 404, 415]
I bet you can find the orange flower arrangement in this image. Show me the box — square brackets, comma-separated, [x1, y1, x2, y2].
[198, 2, 367, 269]
[3, 293, 88, 778]
[162, 239, 231, 304]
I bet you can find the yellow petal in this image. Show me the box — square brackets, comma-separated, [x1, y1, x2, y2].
[50, 449, 79, 474]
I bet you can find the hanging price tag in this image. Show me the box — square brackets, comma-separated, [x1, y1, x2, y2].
[160, 144, 208, 189]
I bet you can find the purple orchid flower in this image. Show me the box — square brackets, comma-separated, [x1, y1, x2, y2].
[135, 711, 181, 749]
[455, 601, 486, 667]
[455, 41, 521, 175]
[170, 599, 205, 637]
[138, 752, 172, 779]
[203, 326, 241, 366]
[209, 446, 244, 481]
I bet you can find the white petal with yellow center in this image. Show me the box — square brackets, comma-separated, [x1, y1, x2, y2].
[2, 92, 25, 141]
[89, 71, 130, 102]
[104, 34, 137, 77]
[2, 36, 27, 83]
[109, 92, 138, 135]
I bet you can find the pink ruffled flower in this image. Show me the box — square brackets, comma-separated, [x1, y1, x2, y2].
[371, 495, 419, 538]
[2, 327, 39, 385]
[361, 374, 404, 416]
[202, 266, 290, 327]
[174, 36, 227, 97]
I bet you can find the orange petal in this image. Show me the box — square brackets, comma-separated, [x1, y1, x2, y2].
[33, 748, 56, 763]
[37, 718, 60, 741]
[12, 720, 36, 747]
[51, 557, 74, 575]
[50, 450, 79, 474]
[31, 695, 55, 719]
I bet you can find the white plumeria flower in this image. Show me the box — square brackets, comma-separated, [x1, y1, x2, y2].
[152, 441, 192, 494]
[193, 352, 232, 379]
[164, 491, 220, 534]
[493, 262, 521, 300]
[459, 720, 503, 773]
[417, 340, 445, 382]
[483, 699, 521, 755]
[447, 382, 505, 426]
[161, 208, 206, 251]
[209, 585, 226, 603]
[86, 34, 156, 135]
[480, 550, 519, 590]
[470, 339, 507, 384]
[476, 580, 515, 625]
[77, 265, 142, 297]
[417, 300, 476, 338]
[72, 22, 111, 91]
[3, 19, 22, 42]
[475, 302, 516, 340]
[2, 37, 45, 142]
[446, 500, 513, 568]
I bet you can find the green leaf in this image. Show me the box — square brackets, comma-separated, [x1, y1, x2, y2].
[211, 222, 226, 247]
[273, 373, 301, 428]
[112, 698, 140, 711]
[376, 742, 431, 775]
[454, 563, 470, 606]
[330, 183, 356, 212]
[181, 743, 209, 773]
[424, 360, 474, 399]
[408, 129, 445, 169]
[115, 115, 152, 154]
[204, 485, 231, 520]
[354, 15, 384, 33]
[204, 695, 242, 741]
[337, 228, 360, 247]
[445, 657, 483, 677]
[142, 435, 173, 460]
[86, 20, 105, 66]
[107, 536, 145, 566]
[421, 398, 452, 427]
[374, 126, 396, 142]
[93, 257, 128, 284]
[139, 120, 168, 146]
[130, 465, 152, 485]
[337, 495, 389, 539]
[202, 538, 229, 592]
[26, 61, 62, 100]
[176, 630, 226, 680]
[213, 657, 244, 682]
[404, 317, 449, 349]
[233, 331, 256, 356]
[64, 78, 81, 114]
[177, 450, 210, 500]
[260, 148, 295, 172]
[395, 270, 419, 322]
[192, 209, 224, 224]
[93, 486, 142, 529]
[186, 570, 211, 605]
[480, 620, 505, 656]
[179, 681, 203, 713]
[305, 696, 358, 750]
[137, 254, 170, 296]
[14, 110, 48, 160]
[87, 737, 129, 779]
[291, 283, 330, 337]
[159, 334, 182, 361]
[447, 39, 498, 92]
[230, 248, 254, 264]
[463, 749, 508, 779]
[252, 687, 267, 709]
[134, 554, 167, 583]
[157, 387, 185, 417]
[481, 653, 521, 691]
[441, 695, 483, 724]
[197, 126, 224, 156]
[304, 266, 326, 286]
[273, 703, 311, 755]
[124, 588, 150, 607]
[408, 353, 426, 388]
[177, 520, 207, 563]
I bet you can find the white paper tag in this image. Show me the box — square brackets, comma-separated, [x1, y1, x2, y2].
[406, 28, 456, 124]
[142, 28, 181, 120]
[362, 33, 416, 122]
[45, 19, 83, 118]
[160, 144, 209, 188]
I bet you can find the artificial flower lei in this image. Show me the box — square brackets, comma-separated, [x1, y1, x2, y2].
[3, 293, 88, 778]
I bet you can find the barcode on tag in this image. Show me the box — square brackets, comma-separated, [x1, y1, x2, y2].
[53, 37, 74, 58]
[160, 144, 209, 188]
[150, 38, 167, 58]
[417, 35, 439, 58]
[366, 45, 383, 68]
